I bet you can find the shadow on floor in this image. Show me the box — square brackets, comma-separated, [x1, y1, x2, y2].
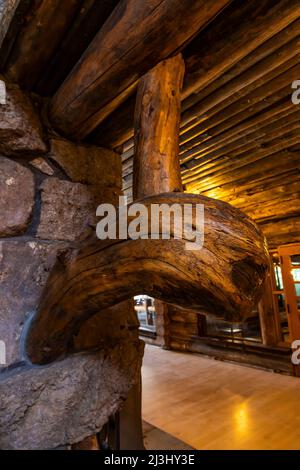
[143, 421, 194, 450]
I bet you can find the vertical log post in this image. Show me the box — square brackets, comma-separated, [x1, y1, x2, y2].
[132, 52, 185, 347]
[133, 53, 185, 199]
[128, 54, 185, 448]
[258, 270, 282, 346]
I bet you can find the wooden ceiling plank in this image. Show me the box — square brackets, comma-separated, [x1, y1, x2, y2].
[245, 202, 300, 224]
[183, 131, 300, 189]
[179, 99, 295, 159]
[179, 86, 292, 159]
[220, 180, 300, 209]
[181, 112, 300, 172]
[201, 170, 300, 203]
[182, 16, 300, 110]
[182, 0, 300, 100]
[180, 49, 300, 143]
[238, 196, 300, 224]
[259, 217, 300, 248]
[180, 61, 300, 141]
[185, 150, 300, 194]
[122, 97, 298, 180]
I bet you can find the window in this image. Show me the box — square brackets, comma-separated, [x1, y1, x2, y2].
[134, 295, 156, 334]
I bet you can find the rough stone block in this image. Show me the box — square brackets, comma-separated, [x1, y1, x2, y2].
[0, 239, 66, 366]
[48, 137, 122, 189]
[0, 157, 35, 236]
[37, 177, 96, 241]
[0, 82, 47, 155]
[0, 340, 144, 449]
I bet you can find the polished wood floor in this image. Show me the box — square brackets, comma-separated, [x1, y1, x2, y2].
[142, 345, 300, 450]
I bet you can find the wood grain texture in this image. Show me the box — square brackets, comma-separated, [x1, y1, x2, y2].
[26, 193, 269, 364]
[133, 55, 184, 199]
[35, 0, 119, 96]
[133, 54, 184, 345]
[48, 0, 230, 139]
[5, 0, 83, 89]
[91, 0, 300, 148]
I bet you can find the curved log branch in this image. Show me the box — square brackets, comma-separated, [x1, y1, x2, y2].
[26, 193, 269, 365]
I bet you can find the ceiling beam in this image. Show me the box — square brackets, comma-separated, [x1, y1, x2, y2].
[4, 0, 83, 89]
[48, 0, 230, 140]
[91, 0, 300, 149]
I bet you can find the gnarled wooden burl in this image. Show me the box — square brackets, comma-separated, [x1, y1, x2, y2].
[27, 55, 269, 365]
[26, 193, 269, 364]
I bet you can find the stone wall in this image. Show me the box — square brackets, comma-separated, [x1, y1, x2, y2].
[0, 79, 144, 449]
[0, 1, 19, 48]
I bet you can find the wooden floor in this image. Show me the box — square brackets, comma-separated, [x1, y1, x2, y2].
[142, 345, 300, 450]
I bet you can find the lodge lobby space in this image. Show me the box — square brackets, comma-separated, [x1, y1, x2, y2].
[1, 0, 300, 452]
[142, 345, 300, 450]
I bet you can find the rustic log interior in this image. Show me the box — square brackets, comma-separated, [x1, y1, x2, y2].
[0, 0, 300, 451]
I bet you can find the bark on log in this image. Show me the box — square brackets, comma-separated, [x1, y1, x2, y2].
[91, 0, 300, 149]
[133, 54, 184, 348]
[26, 192, 269, 365]
[5, 0, 83, 89]
[133, 55, 184, 199]
[48, 0, 230, 139]
[36, 0, 119, 96]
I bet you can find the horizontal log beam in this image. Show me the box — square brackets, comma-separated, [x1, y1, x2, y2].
[0, 0, 33, 70]
[35, 0, 119, 95]
[49, 0, 230, 139]
[5, 0, 83, 89]
[91, 0, 300, 148]
[26, 193, 269, 364]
